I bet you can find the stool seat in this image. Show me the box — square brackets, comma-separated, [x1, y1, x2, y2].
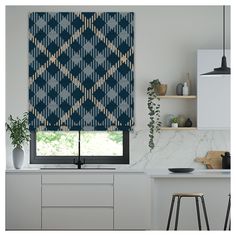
[173, 193, 204, 197]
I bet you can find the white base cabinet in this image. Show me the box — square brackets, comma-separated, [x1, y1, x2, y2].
[41, 173, 114, 230]
[6, 173, 41, 230]
[114, 173, 151, 229]
[6, 171, 150, 230]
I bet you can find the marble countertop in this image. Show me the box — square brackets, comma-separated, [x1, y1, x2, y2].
[6, 168, 230, 178]
[147, 169, 230, 178]
[5, 168, 145, 173]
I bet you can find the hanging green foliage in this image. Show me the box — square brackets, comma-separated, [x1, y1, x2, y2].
[147, 80, 161, 151]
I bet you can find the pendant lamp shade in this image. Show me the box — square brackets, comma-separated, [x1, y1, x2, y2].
[201, 6, 230, 76]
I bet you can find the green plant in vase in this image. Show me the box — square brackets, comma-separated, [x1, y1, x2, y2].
[171, 117, 179, 128]
[5, 112, 30, 169]
[147, 79, 161, 151]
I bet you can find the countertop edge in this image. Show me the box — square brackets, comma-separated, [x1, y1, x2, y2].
[147, 169, 230, 178]
[148, 174, 230, 178]
[5, 169, 231, 178]
[5, 169, 146, 173]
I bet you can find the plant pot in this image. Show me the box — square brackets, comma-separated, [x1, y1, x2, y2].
[153, 84, 167, 95]
[165, 114, 175, 127]
[13, 147, 24, 169]
[157, 84, 167, 95]
[171, 123, 178, 128]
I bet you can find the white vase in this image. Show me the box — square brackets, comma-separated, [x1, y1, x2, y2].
[13, 147, 24, 169]
[171, 123, 178, 128]
[183, 82, 189, 96]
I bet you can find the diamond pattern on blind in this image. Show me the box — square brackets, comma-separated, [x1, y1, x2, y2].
[29, 12, 134, 131]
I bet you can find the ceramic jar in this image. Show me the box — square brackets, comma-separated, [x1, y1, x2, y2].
[185, 118, 193, 127]
[177, 115, 186, 127]
[176, 83, 184, 95]
[221, 152, 230, 169]
[171, 123, 178, 128]
[157, 84, 167, 95]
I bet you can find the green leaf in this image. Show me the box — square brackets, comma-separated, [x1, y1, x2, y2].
[147, 82, 161, 151]
[5, 112, 30, 148]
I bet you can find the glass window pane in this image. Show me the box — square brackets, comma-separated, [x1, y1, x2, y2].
[80, 131, 123, 156]
[36, 131, 78, 156]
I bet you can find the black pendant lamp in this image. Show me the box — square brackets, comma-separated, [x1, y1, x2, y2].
[201, 6, 230, 76]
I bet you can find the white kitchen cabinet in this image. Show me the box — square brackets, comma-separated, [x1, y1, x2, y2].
[6, 170, 151, 230]
[197, 50, 230, 129]
[6, 173, 41, 230]
[114, 173, 151, 230]
[41, 173, 114, 230]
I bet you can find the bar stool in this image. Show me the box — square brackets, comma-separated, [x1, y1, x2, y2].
[224, 194, 231, 230]
[166, 193, 210, 230]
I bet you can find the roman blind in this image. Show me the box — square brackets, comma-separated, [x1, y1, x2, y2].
[28, 12, 134, 131]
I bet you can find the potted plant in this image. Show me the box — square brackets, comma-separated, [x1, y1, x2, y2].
[147, 80, 162, 151]
[171, 117, 179, 128]
[5, 112, 30, 169]
[151, 79, 167, 96]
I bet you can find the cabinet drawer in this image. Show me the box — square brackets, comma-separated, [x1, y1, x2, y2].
[42, 207, 113, 230]
[42, 173, 113, 184]
[42, 184, 113, 206]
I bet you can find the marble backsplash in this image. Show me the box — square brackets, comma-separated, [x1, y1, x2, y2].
[6, 129, 230, 169]
[128, 129, 230, 169]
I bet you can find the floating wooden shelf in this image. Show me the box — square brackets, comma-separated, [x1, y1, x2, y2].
[155, 95, 197, 131]
[160, 127, 197, 130]
[157, 95, 197, 99]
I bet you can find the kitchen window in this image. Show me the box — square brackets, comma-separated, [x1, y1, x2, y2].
[30, 131, 129, 164]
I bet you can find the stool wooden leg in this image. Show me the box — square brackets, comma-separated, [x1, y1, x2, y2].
[200, 196, 210, 230]
[174, 196, 181, 230]
[224, 195, 231, 230]
[195, 197, 202, 230]
[166, 196, 175, 230]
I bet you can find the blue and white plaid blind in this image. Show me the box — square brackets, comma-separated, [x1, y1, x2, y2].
[28, 12, 134, 131]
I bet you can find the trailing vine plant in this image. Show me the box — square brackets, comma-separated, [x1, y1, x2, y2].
[147, 80, 161, 151]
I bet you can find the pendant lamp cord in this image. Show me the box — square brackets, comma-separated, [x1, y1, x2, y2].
[223, 5, 225, 57]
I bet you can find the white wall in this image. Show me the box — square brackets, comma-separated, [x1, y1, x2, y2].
[5, 5, 230, 169]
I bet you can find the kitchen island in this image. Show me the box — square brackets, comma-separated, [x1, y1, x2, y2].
[148, 169, 230, 230]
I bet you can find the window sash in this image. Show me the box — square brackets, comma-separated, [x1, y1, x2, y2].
[30, 132, 129, 164]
